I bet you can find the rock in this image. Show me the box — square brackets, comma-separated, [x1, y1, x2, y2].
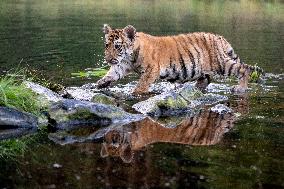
[64, 81, 184, 101]
[206, 83, 231, 93]
[24, 81, 63, 105]
[0, 106, 38, 128]
[0, 106, 38, 140]
[48, 99, 144, 130]
[132, 84, 228, 117]
[91, 93, 116, 105]
[0, 128, 37, 140]
[210, 104, 233, 114]
[63, 87, 100, 101]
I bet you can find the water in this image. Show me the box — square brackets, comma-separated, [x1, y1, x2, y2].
[0, 0, 283, 188]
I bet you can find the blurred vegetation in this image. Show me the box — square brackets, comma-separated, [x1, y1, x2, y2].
[71, 66, 109, 78]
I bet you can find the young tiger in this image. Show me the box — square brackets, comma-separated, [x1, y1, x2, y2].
[96, 24, 263, 94]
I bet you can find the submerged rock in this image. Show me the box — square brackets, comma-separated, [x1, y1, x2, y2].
[24, 81, 63, 105]
[0, 107, 38, 128]
[0, 128, 37, 140]
[48, 99, 144, 130]
[132, 84, 228, 117]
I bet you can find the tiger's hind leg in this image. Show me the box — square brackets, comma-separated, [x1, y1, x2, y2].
[195, 74, 211, 92]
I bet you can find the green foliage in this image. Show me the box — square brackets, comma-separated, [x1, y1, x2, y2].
[71, 66, 109, 78]
[249, 64, 261, 83]
[0, 139, 27, 160]
[0, 74, 43, 115]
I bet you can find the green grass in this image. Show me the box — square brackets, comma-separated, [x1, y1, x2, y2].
[0, 72, 43, 116]
[0, 127, 49, 161]
[0, 139, 28, 160]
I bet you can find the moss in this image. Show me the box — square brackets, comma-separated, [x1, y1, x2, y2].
[179, 87, 203, 101]
[91, 93, 116, 105]
[156, 96, 187, 112]
[67, 108, 99, 120]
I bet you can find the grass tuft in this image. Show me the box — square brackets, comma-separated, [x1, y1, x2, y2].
[0, 71, 43, 116]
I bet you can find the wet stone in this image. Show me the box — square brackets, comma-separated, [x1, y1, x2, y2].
[132, 84, 228, 117]
[48, 99, 144, 130]
[91, 93, 116, 105]
[0, 107, 38, 140]
[0, 106, 38, 128]
[24, 81, 63, 104]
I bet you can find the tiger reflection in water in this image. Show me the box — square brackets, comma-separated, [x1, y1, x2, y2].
[100, 109, 235, 163]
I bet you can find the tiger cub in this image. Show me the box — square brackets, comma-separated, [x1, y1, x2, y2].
[96, 24, 263, 94]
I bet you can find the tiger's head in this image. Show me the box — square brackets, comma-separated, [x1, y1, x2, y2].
[100, 130, 134, 163]
[103, 24, 136, 65]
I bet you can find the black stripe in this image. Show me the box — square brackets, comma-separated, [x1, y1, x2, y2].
[228, 63, 235, 76]
[190, 35, 201, 78]
[184, 44, 196, 78]
[180, 35, 197, 78]
[210, 35, 222, 74]
[180, 55, 187, 80]
[173, 38, 188, 80]
[213, 35, 224, 74]
[205, 74, 211, 84]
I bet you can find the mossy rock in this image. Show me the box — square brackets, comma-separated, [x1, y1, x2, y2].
[91, 93, 116, 105]
[133, 84, 228, 117]
[48, 99, 144, 130]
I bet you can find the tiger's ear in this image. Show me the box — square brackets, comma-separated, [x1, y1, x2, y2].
[123, 25, 136, 41]
[103, 24, 112, 34]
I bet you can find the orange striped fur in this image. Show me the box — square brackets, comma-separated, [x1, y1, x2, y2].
[100, 110, 235, 163]
[96, 24, 263, 94]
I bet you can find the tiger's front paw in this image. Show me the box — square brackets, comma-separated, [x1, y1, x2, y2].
[96, 78, 112, 89]
[231, 85, 247, 93]
[132, 88, 149, 96]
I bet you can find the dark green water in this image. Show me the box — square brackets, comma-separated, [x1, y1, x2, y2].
[0, 0, 283, 188]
